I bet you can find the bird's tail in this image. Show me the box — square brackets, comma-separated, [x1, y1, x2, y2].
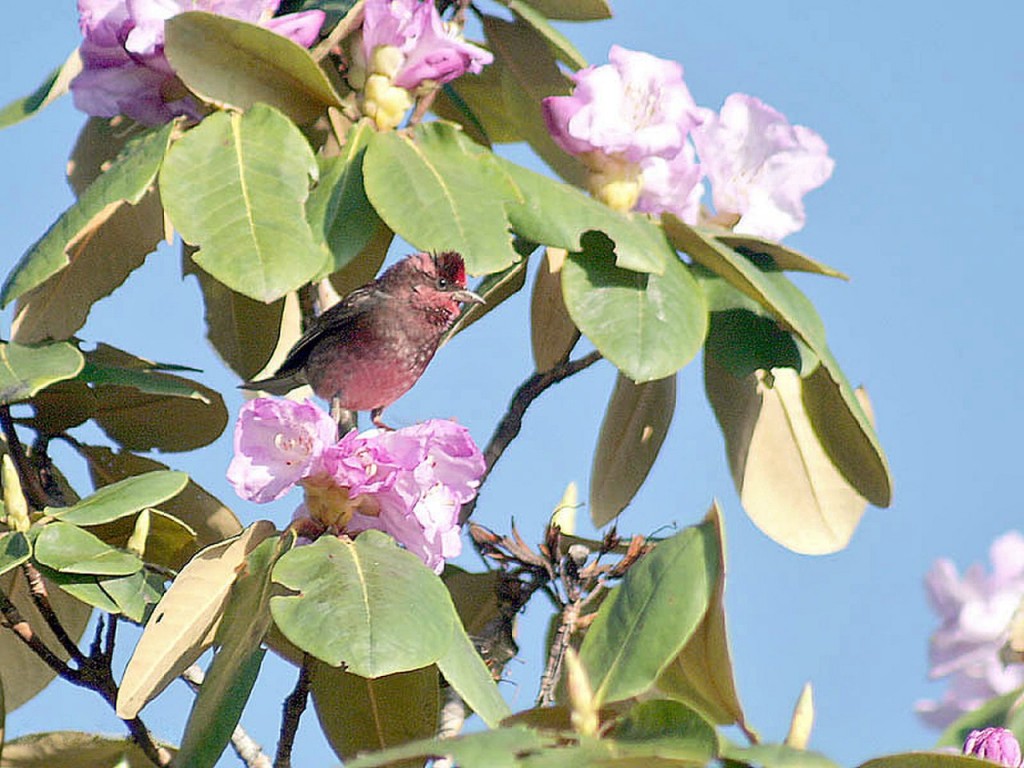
[239, 370, 307, 396]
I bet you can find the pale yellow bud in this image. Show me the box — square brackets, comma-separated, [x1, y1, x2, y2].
[565, 647, 599, 736]
[785, 681, 814, 750]
[127, 508, 151, 559]
[581, 152, 642, 213]
[363, 74, 414, 131]
[370, 45, 405, 80]
[1, 454, 30, 533]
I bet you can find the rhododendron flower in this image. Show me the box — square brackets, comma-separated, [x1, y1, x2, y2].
[228, 398, 483, 572]
[691, 93, 834, 240]
[72, 0, 325, 124]
[354, 0, 492, 129]
[227, 398, 337, 504]
[635, 143, 704, 225]
[964, 727, 1023, 767]
[916, 531, 1024, 728]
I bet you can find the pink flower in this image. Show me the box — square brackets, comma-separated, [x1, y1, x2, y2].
[691, 93, 834, 240]
[964, 727, 1023, 767]
[360, 0, 492, 90]
[72, 0, 325, 124]
[227, 399, 484, 573]
[227, 398, 338, 503]
[635, 142, 705, 225]
[542, 45, 701, 165]
[916, 532, 1024, 728]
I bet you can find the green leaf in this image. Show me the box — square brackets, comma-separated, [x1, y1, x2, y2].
[590, 373, 676, 527]
[857, 754, 989, 768]
[307, 121, 383, 278]
[160, 104, 322, 302]
[482, 16, 587, 187]
[512, 0, 611, 21]
[725, 741, 842, 768]
[0, 342, 84, 404]
[1, 123, 174, 307]
[0, 731, 175, 767]
[99, 570, 164, 623]
[0, 533, 30, 577]
[580, 522, 719, 707]
[561, 249, 707, 382]
[310, 662, 440, 763]
[51, 471, 188, 526]
[506, 2, 587, 69]
[436, 619, 512, 728]
[608, 699, 718, 762]
[37, 568, 121, 614]
[499, 157, 671, 274]
[0, 50, 81, 130]
[656, 505, 752, 734]
[363, 123, 521, 275]
[434, 68, 518, 145]
[33, 522, 143, 577]
[270, 532, 456, 677]
[715, 232, 848, 279]
[936, 686, 1024, 747]
[164, 11, 343, 125]
[346, 725, 553, 768]
[78, 360, 210, 402]
[447, 248, 531, 340]
[177, 534, 291, 768]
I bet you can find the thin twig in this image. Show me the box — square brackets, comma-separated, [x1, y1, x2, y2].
[0, 404, 58, 508]
[0, 587, 71, 677]
[274, 661, 312, 768]
[459, 351, 603, 523]
[22, 561, 87, 664]
[311, 0, 366, 62]
[537, 600, 580, 707]
[182, 665, 273, 768]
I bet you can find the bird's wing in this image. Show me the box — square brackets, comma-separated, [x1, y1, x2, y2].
[272, 286, 384, 376]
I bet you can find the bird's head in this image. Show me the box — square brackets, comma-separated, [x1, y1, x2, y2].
[398, 251, 484, 311]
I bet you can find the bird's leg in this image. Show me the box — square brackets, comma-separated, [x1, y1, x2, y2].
[331, 397, 358, 436]
[370, 408, 394, 431]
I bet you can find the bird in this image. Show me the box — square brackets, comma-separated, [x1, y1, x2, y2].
[243, 251, 483, 428]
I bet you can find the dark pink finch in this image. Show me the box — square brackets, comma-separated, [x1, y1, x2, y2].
[244, 251, 483, 427]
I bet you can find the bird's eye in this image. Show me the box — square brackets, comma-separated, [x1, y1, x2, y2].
[436, 277, 449, 290]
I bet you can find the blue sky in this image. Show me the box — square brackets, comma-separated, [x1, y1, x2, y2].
[2, 1, 1023, 764]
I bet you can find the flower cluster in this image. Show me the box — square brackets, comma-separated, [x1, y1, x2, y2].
[964, 727, 1023, 767]
[72, 0, 325, 125]
[542, 45, 835, 240]
[350, 0, 493, 130]
[227, 398, 485, 573]
[916, 531, 1024, 728]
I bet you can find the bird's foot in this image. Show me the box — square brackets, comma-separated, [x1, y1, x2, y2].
[370, 408, 395, 431]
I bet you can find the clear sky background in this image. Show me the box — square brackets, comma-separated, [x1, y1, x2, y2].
[2, 1, 1023, 765]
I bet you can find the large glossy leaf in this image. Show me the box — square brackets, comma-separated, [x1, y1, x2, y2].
[33, 522, 143, 576]
[436, 618, 512, 727]
[164, 12, 342, 124]
[0, 533, 31, 577]
[590, 373, 676, 527]
[160, 104, 322, 302]
[857, 754, 990, 768]
[0, 570, 91, 712]
[714, 232, 848, 279]
[530, 248, 578, 372]
[270, 532, 456, 677]
[433, 67, 521, 145]
[307, 121, 383, 278]
[79, 446, 242, 556]
[499, 158, 671, 275]
[176, 535, 290, 768]
[0, 731, 174, 767]
[608, 699, 718, 763]
[724, 742, 842, 768]
[561, 249, 707, 382]
[667, 217, 891, 506]
[12, 189, 169, 345]
[1, 123, 173, 308]
[363, 123, 521, 275]
[505, 2, 586, 69]
[482, 16, 587, 187]
[580, 521, 719, 706]
[0, 50, 81, 129]
[78, 344, 208, 401]
[116, 521, 276, 718]
[0, 342, 83, 404]
[704, 360, 868, 555]
[50, 470, 187, 526]
[311, 662, 440, 764]
[96, 569, 164, 623]
[655, 504, 751, 733]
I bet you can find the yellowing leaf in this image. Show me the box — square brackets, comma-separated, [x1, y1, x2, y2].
[116, 521, 276, 718]
[705, 359, 868, 555]
[531, 247, 578, 372]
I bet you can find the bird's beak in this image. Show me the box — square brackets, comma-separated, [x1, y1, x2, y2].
[453, 289, 485, 306]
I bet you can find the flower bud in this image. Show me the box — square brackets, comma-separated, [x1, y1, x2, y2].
[363, 74, 413, 131]
[370, 45, 406, 80]
[963, 727, 1022, 767]
[2, 455, 30, 533]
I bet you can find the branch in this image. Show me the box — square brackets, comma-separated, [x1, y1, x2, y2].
[460, 351, 602, 523]
[0, 404, 58, 508]
[274, 661, 311, 768]
[0, 587, 72, 677]
[311, 0, 365, 62]
[537, 600, 580, 707]
[22, 561, 87, 665]
[182, 665, 273, 768]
